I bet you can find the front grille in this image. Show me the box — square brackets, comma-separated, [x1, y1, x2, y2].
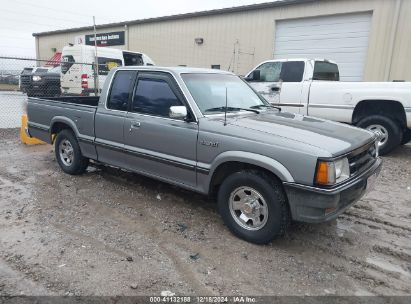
[349, 143, 377, 177]
[20, 75, 31, 86]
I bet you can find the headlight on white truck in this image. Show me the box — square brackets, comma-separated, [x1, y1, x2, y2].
[32, 76, 42, 82]
[316, 157, 350, 186]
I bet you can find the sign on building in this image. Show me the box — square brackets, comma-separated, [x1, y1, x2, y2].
[75, 35, 86, 45]
[85, 31, 125, 47]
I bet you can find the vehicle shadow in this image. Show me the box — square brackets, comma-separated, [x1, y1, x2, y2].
[89, 163, 218, 212]
[85, 162, 345, 245]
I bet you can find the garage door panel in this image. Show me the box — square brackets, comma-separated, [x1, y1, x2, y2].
[276, 32, 370, 42]
[275, 52, 368, 61]
[275, 46, 369, 54]
[279, 13, 371, 28]
[277, 24, 371, 37]
[274, 13, 372, 81]
[276, 37, 370, 50]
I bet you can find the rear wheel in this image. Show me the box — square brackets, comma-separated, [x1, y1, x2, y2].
[217, 170, 289, 244]
[357, 115, 403, 155]
[55, 130, 89, 175]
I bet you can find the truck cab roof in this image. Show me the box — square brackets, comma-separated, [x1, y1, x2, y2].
[258, 58, 338, 64]
[111, 66, 235, 77]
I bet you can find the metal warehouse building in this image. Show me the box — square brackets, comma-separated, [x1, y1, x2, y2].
[33, 0, 411, 81]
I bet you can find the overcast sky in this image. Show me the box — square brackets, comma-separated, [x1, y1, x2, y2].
[0, 0, 270, 58]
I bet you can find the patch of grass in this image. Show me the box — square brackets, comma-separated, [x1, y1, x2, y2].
[0, 83, 19, 91]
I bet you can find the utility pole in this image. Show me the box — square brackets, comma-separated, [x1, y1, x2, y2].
[93, 16, 99, 95]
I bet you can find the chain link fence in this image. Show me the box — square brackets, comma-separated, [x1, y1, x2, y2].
[0, 57, 34, 129]
[0, 56, 99, 129]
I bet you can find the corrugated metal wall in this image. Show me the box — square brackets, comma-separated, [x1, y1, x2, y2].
[36, 0, 411, 81]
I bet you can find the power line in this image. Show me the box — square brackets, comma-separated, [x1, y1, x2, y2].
[0, 35, 34, 41]
[13, 0, 119, 22]
[0, 16, 68, 29]
[0, 45, 35, 50]
[0, 27, 35, 34]
[1, 8, 92, 27]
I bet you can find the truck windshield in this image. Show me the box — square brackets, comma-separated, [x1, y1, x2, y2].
[182, 73, 268, 114]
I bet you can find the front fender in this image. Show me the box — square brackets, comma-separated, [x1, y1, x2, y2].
[199, 151, 295, 194]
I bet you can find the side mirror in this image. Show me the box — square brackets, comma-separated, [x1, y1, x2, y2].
[245, 70, 261, 82]
[169, 106, 187, 120]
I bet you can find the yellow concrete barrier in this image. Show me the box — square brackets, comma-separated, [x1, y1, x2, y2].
[20, 114, 46, 145]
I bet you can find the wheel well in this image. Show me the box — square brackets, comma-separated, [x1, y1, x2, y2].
[353, 100, 406, 129]
[50, 122, 72, 143]
[209, 161, 283, 198]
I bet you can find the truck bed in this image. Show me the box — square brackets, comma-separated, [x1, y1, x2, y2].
[27, 96, 99, 154]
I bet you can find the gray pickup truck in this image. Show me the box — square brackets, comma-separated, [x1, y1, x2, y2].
[27, 66, 382, 244]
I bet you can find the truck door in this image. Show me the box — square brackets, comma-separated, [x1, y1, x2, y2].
[94, 70, 137, 168]
[123, 72, 198, 188]
[247, 61, 305, 114]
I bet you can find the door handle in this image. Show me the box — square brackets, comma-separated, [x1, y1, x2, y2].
[129, 121, 141, 132]
[271, 85, 281, 92]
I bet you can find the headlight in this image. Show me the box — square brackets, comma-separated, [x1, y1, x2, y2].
[334, 158, 350, 183]
[315, 157, 350, 186]
[32, 76, 42, 82]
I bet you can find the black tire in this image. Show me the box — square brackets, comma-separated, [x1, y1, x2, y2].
[401, 130, 411, 145]
[55, 129, 89, 175]
[217, 170, 289, 245]
[357, 115, 403, 156]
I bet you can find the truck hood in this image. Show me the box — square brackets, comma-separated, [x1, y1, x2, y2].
[228, 111, 375, 157]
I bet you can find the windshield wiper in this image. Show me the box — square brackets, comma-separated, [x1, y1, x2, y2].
[205, 106, 260, 114]
[250, 104, 282, 111]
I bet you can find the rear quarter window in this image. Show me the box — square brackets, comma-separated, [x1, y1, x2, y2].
[313, 62, 340, 81]
[107, 71, 136, 111]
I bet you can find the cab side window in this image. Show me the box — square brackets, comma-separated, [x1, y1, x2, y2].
[280, 61, 305, 82]
[132, 76, 184, 118]
[107, 71, 136, 111]
[255, 62, 281, 82]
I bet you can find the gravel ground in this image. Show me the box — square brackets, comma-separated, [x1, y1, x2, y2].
[0, 128, 410, 297]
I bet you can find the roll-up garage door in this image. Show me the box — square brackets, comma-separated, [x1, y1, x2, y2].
[274, 13, 372, 81]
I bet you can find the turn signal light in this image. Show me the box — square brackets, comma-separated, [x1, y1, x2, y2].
[315, 161, 336, 186]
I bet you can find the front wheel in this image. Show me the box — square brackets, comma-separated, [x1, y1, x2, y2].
[401, 130, 411, 145]
[357, 115, 403, 156]
[217, 171, 289, 244]
[55, 130, 89, 175]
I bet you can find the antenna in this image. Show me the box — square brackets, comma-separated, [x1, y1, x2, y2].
[224, 87, 228, 126]
[93, 16, 99, 95]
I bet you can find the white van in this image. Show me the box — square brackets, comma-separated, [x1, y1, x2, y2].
[60, 45, 155, 96]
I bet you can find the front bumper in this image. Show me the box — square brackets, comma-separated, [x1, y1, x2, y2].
[283, 158, 382, 223]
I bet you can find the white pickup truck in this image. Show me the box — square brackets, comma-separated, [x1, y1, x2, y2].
[245, 59, 411, 155]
